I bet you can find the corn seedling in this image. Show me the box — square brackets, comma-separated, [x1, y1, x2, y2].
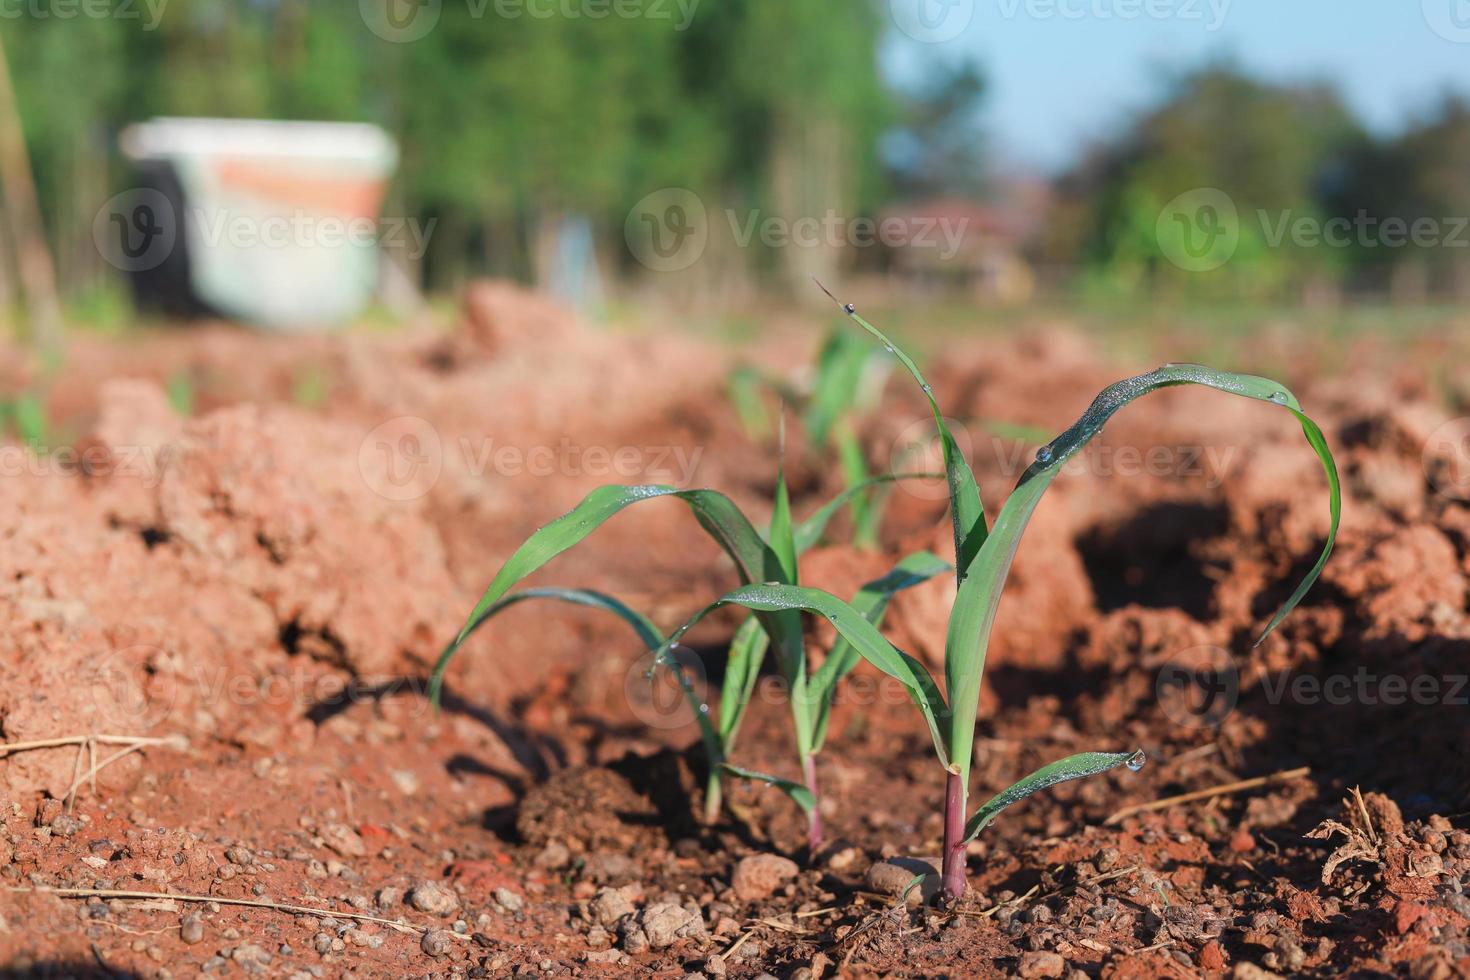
[727, 326, 895, 547]
[166, 371, 195, 417]
[2, 391, 48, 449]
[428, 472, 943, 844]
[650, 287, 1340, 902]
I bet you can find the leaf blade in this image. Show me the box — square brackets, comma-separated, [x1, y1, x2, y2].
[431, 586, 721, 763]
[793, 470, 943, 553]
[660, 583, 951, 768]
[961, 749, 1145, 843]
[810, 551, 952, 752]
[943, 365, 1341, 782]
[433, 484, 786, 706]
[821, 293, 987, 578]
[720, 762, 817, 814]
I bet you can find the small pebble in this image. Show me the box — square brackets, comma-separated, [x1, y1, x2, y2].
[409, 879, 460, 917]
[421, 929, 453, 958]
[179, 914, 205, 944]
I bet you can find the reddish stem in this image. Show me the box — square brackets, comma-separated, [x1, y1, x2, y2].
[941, 770, 966, 903]
[803, 754, 823, 852]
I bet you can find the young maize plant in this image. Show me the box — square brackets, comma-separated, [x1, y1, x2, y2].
[427, 468, 945, 847]
[651, 289, 1341, 902]
[727, 325, 895, 547]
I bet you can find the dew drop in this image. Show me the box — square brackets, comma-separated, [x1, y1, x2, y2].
[884, 344, 895, 353]
[842, 303, 855, 314]
[1125, 750, 1147, 772]
[920, 383, 932, 394]
[1269, 391, 1288, 404]
[1035, 445, 1054, 465]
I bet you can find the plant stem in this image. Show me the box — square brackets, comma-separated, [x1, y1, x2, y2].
[802, 754, 823, 851]
[941, 770, 966, 903]
[703, 767, 723, 825]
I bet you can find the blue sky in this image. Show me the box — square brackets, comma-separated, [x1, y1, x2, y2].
[884, 0, 1470, 173]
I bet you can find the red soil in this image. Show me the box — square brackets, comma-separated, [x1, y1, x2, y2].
[0, 285, 1467, 978]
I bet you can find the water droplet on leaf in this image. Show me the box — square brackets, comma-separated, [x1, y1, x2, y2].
[1035, 446, 1054, 465]
[1269, 391, 1288, 404]
[1126, 750, 1147, 772]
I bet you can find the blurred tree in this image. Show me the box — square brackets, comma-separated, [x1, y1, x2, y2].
[3, 0, 892, 303]
[1326, 95, 1470, 300]
[884, 58, 988, 200]
[1053, 61, 1362, 302]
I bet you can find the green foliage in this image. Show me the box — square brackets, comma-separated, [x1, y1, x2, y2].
[962, 750, 1146, 842]
[5, 0, 892, 298]
[431, 471, 942, 829]
[166, 372, 195, 417]
[1056, 62, 1365, 299]
[726, 323, 896, 548]
[656, 298, 1340, 884]
[3, 392, 49, 449]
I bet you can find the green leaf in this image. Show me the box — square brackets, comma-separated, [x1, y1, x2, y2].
[804, 326, 870, 447]
[433, 485, 791, 707]
[718, 615, 768, 747]
[659, 583, 951, 768]
[826, 295, 987, 580]
[793, 471, 943, 553]
[810, 551, 952, 753]
[11, 393, 48, 449]
[432, 586, 721, 764]
[943, 364, 1341, 782]
[720, 762, 816, 814]
[728, 365, 774, 441]
[770, 449, 799, 585]
[962, 750, 1145, 842]
[835, 421, 882, 548]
